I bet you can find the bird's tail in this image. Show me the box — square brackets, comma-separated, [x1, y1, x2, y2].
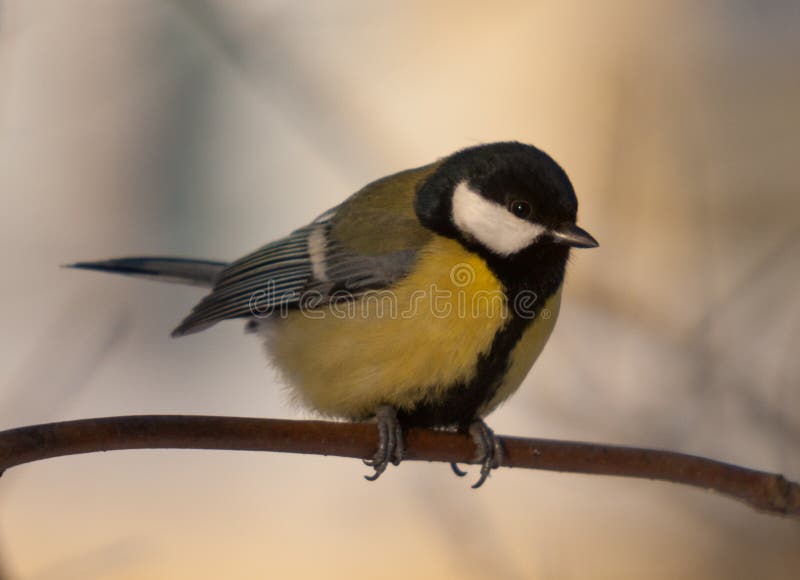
[67, 257, 228, 288]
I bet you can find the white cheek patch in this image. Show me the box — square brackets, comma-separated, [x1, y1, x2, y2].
[451, 182, 546, 256]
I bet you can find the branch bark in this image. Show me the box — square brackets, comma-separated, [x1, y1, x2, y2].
[0, 415, 797, 518]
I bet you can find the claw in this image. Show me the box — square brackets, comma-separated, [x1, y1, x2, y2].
[468, 419, 503, 489]
[364, 405, 404, 481]
[450, 462, 467, 477]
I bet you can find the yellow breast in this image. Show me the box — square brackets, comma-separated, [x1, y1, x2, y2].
[264, 236, 510, 419]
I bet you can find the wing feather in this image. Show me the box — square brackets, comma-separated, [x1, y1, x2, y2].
[172, 164, 438, 336]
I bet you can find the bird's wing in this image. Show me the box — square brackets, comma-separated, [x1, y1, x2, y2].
[172, 163, 438, 336]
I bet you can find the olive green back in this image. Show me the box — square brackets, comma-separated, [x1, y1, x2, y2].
[330, 163, 439, 255]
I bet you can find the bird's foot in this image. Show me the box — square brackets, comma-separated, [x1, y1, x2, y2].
[450, 419, 503, 488]
[363, 405, 404, 481]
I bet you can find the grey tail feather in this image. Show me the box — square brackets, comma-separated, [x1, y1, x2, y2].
[66, 257, 228, 288]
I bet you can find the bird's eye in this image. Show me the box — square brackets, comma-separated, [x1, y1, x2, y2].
[509, 200, 532, 219]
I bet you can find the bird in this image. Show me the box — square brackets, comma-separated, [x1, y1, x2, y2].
[70, 141, 598, 487]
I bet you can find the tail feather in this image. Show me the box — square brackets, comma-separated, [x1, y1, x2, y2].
[67, 257, 228, 288]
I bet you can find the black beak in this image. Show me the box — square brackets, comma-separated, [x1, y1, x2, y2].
[550, 224, 599, 249]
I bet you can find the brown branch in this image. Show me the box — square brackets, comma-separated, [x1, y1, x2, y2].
[0, 415, 797, 518]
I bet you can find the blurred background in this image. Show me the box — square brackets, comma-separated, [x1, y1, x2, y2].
[1, 0, 799, 578]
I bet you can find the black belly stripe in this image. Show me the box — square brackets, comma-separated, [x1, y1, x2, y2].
[395, 243, 569, 430]
[397, 309, 536, 429]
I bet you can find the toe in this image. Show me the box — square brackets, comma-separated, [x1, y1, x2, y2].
[467, 419, 502, 488]
[364, 405, 404, 481]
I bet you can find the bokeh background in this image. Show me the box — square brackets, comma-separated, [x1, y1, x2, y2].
[1, 1, 799, 578]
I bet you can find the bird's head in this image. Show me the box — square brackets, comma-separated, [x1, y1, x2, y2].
[415, 142, 597, 285]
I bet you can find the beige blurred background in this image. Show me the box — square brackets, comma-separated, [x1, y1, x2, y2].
[1, 0, 799, 578]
